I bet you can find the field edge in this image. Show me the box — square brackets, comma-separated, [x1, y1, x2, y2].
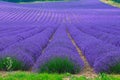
[101, 0, 120, 8]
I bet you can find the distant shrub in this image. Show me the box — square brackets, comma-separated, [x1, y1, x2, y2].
[109, 63, 120, 74]
[112, 0, 120, 3]
[40, 57, 80, 74]
[97, 63, 120, 74]
[0, 57, 23, 71]
[94, 51, 120, 74]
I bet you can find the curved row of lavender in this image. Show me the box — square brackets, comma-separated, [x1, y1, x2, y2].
[67, 25, 120, 73]
[0, 0, 120, 73]
[33, 26, 84, 73]
[66, 4, 120, 73]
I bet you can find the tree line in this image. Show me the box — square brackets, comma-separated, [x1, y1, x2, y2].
[1, 0, 65, 3]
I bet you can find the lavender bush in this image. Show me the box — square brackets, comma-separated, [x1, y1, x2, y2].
[0, 49, 33, 71]
[33, 26, 84, 74]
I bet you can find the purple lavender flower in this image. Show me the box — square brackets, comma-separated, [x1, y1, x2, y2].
[94, 51, 120, 73]
[33, 26, 84, 73]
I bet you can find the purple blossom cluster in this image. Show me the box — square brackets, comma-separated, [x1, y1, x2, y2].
[66, 6, 120, 73]
[0, 25, 46, 51]
[0, 26, 57, 70]
[94, 51, 120, 73]
[33, 26, 84, 73]
[68, 26, 120, 73]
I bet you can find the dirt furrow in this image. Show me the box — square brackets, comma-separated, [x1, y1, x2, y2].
[67, 31, 97, 78]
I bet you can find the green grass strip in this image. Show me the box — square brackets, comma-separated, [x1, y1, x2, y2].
[0, 71, 70, 80]
[101, 0, 120, 8]
[0, 72, 120, 80]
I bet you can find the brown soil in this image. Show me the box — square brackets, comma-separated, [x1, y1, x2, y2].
[0, 71, 8, 77]
[67, 31, 97, 78]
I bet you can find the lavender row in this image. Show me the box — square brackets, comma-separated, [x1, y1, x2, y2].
[68, 26, 120, 73]
[0, 4, 65, 25]
[91, 25, 120, 36]
[17, 0, 117, 9]
[0, 10, 63, 26]
[33, 26, 84, 73]
[0, 26, 57, 71]
[67, 10, 120, 47]
[76, 26, 120, 47]
[0, 25, 46, 51]
[0, 25, 35, 37]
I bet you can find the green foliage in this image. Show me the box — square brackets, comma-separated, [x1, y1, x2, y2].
[0, 72, 120, 80]
[111, 0, 120, 3]
[0, 57, 23, 71]
[40, 57, 80, 74]
[70, 73, 120, 80]
[70, 76, 87, 80]
[0, 72, 69, 80]
[101, 0, 120, 8]
[95, 73, 113, 80]
[109, 63, 120, 74]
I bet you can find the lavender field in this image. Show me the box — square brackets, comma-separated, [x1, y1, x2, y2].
[0, 0, 120, 75]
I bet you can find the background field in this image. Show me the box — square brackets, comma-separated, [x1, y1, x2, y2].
[0, 0, 120, 80]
